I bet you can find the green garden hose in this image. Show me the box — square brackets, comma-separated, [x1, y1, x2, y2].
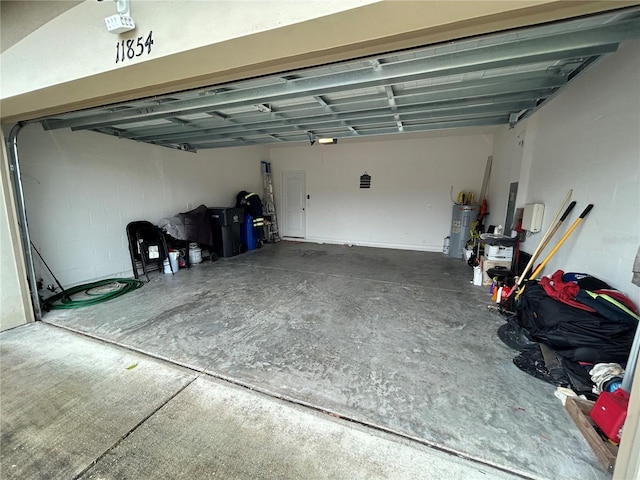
[43, 278, 143, 310]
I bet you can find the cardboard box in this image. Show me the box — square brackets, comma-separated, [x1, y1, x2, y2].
[481, 256, 512, 285]
[486, 245, 513, 260]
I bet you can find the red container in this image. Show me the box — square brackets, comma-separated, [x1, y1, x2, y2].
[590, 388, 630, 444]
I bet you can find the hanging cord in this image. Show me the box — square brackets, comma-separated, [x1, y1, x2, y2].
[43, 278, 143, 311]
[31, 241, 64, 292]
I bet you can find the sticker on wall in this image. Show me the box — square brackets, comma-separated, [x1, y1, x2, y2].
[360, 172, 371, 189]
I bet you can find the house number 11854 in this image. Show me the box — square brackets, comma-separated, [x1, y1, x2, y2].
[115, 31, 154, 64]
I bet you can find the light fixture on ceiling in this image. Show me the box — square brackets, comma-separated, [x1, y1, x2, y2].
[508, 113, 520, 129]
[176, 143, 197, 153]
[103, 0, 136, 34]
[254, 103, 272, 113]
[318, 138, 338, 145]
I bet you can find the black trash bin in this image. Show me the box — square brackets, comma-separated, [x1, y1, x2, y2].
[209, 207, 244, 257]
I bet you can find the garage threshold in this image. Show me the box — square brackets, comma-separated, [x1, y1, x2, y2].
[42, 320, 529, 480]
[2, 322, 524, 480]
[42, 242, 607, 479]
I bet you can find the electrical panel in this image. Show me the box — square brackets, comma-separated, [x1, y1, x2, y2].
[522, 203, 544, 232]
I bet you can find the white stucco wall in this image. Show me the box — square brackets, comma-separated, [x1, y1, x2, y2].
[16, 124, 493, 289]
[1, 0, 377, 99]
[17, 124, 267, 287]
[488, 40, 640, 304]
[269, 132, 494, 251]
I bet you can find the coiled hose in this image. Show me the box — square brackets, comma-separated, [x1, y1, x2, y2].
[43, 278, 143, 311]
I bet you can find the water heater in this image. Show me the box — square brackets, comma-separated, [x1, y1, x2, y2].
[449, 205, 478, 259]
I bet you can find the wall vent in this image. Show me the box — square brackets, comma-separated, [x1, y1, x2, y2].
[360, 172, 371, 189]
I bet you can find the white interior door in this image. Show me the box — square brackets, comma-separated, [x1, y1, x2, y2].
[283, 172, 306, 238]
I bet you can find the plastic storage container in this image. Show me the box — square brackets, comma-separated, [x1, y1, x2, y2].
[590, 388, 630, 443]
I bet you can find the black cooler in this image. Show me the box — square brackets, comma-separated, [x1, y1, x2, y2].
[209, 207, 244, 257]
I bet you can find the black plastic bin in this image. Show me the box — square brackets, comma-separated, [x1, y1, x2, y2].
[209, 207, 244, 257]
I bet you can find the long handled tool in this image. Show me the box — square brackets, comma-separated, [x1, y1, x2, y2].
[515, 203, 594, 300]
[500, 192, 573, 309]
[517, 199, 576, 287]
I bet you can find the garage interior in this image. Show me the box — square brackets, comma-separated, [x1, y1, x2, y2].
[2, 2, 640, 479]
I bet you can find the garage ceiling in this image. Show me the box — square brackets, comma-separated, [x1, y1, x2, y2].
[40, 7, 640, 152]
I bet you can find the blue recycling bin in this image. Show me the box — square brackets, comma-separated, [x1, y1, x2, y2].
[241, 213, 257, 251]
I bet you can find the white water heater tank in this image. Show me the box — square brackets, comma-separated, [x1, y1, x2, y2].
[449, 204, 478, 259]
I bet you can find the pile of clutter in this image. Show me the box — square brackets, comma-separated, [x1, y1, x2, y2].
[498, 270, 639, 445]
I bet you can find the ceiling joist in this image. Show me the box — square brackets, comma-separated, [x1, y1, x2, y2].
[36, 9, 640, 150]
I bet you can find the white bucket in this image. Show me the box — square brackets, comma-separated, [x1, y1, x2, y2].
[189, 244, 202, 264]
[163, 259, 172, 274]
[473, 266, 483, 286]
[168, 251, 179, 272]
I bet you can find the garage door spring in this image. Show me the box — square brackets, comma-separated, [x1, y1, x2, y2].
[42, 278, 143, 310]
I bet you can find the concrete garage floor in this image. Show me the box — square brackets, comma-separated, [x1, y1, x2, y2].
[21, 242, 605, 478]
[1, 323, 520, 479]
